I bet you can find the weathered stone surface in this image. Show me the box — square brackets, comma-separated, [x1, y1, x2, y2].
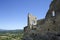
[23, 0, 60, 40]
[45, 0, 60, 32]
[28, 13, 37, 29]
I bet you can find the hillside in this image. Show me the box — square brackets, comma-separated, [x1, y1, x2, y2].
[0, 29, 23, 40]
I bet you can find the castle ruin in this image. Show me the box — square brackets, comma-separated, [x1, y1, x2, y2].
[28, 13, 37, 29]
[23, 0, 60, 40]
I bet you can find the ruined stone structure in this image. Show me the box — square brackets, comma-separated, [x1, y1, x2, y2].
[28, 13, 37, 29]
[45, 0, 60, 32]
[37, 0, 60, 33]
[23, 0, 60, 40]
[24, 13, 38, 35]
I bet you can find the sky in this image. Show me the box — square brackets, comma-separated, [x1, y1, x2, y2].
[0, 0, 52, 30]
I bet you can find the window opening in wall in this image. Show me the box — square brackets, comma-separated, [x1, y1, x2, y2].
[32, 21, 35, 25]
[52, 10, 55, 16]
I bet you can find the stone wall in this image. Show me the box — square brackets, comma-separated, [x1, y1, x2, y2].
[45, 0, 60, 32]
[23, 0, 60, 40]
[28, 13, 37, 29]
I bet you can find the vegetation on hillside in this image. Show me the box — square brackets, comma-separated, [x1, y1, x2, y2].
[0, 30, 23, 40]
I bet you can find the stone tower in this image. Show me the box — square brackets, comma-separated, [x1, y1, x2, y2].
[28, 13, 37, 29]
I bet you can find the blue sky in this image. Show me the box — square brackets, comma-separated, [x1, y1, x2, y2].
[0, 0, 52, 30]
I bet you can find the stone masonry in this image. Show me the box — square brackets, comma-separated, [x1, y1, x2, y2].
[23, 0, 60, 40]
[28, 13, 37, 29]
